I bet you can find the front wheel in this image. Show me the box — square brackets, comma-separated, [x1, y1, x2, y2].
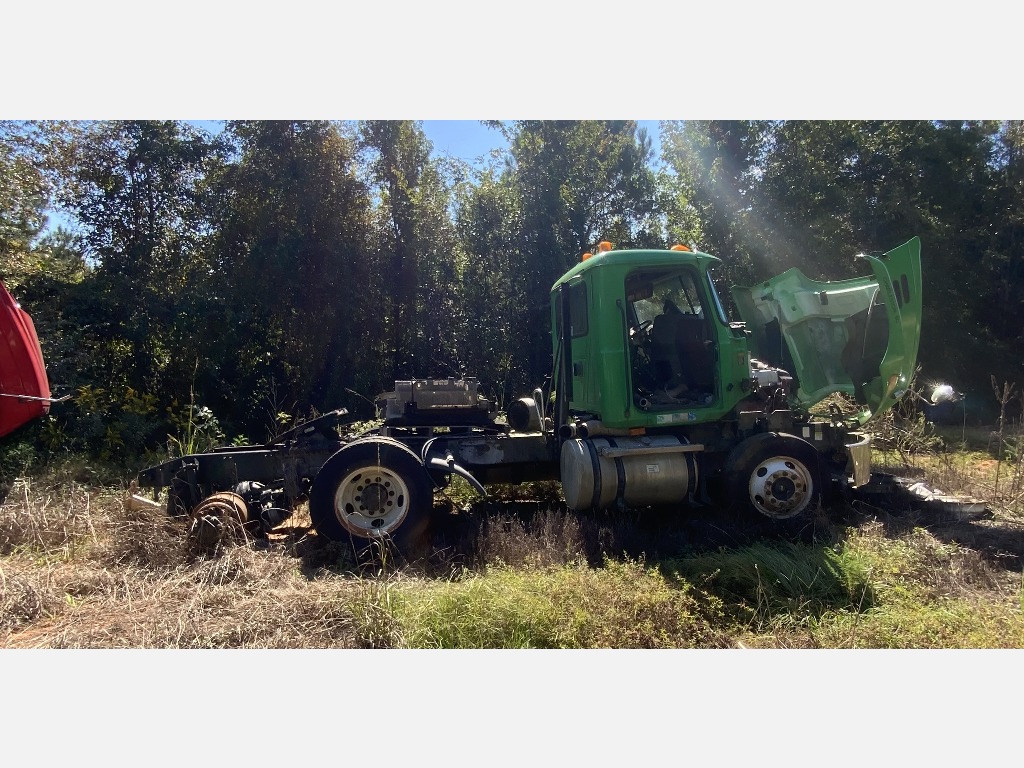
[309, 437, 432, 556]
[725, 433, 822, 520]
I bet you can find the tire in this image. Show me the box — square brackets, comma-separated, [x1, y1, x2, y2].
[725, 433, 821, 520]
[309, 436, 432, 555]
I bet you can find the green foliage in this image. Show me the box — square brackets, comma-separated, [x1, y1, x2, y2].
[454, 165, 530, 403]
[0, 436, 39, 494]
[360, 120, 464, 382]
[166, 401, 225, 457]
[208, 120, 376, 433]
[669, 540, 876, 629]
[393, 558, 726, 649]
[659, 120, 770, 285]
[0, 124, 49, 280]
[6, 118, 1024, 463]
[793, 524, 1024, 649]
[46, 384, 161, 463]
[352, 522, 1022, 648]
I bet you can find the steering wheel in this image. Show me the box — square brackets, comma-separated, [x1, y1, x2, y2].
[630, 320, 652, 345]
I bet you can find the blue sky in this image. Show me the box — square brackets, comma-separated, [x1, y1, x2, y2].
[422, 120, 507, 163]
[423, 120, 663, 165]
[187, 120, 662, 166]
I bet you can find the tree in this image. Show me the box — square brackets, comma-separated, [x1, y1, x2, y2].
[359, 120, 464, 384]
[454, 161, 529, 405]
[504, 120, 658, 384]
[2, 121, 218, 458]
[659, 120, 771, 288]
[53, 120, 219, 381]
[0, 121, 51, 287]
[985, 122, 1024, 345]
[209, 120, 375, 434]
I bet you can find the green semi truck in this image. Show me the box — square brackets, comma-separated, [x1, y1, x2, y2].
[134, 237, 924, 554]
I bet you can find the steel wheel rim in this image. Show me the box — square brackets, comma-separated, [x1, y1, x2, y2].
[334, 465, 410, 537]
[747, 455, 813, 519]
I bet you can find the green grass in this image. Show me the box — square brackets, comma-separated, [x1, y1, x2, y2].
[383, 558, 728, 649]
[336, 518, 1024, 649]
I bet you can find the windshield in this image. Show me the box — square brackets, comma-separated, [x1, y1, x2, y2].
[629, 270, 704, 325]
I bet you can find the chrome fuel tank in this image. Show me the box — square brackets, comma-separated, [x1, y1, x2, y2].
[560, 435, 700, 511]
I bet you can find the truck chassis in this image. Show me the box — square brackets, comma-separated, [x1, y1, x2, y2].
[133, 239, 986, 553]
[134, 376, 886, 554]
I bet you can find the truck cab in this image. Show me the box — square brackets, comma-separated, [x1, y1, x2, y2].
[551, 238, 922, 433]
[552, 238, 922, 519]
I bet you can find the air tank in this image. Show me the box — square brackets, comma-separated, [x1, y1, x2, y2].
[507, 397, 541, 432]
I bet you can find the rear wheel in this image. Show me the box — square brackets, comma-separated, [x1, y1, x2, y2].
[725, 433, 821, 520]
[309, 437, 432, 557]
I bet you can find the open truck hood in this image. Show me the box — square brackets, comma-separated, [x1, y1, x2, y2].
[731, 237, 922, 425]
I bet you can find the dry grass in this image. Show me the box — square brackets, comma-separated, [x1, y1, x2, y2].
[0, 476, 379, 648]
[3, 438, 1024, 649]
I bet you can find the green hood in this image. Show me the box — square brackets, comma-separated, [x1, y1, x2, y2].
[732, 237, 922, 424]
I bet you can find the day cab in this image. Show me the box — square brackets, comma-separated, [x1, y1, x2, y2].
[551, 237, 922, 517]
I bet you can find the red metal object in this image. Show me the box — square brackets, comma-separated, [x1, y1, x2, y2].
[0, 279, 51, 438]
